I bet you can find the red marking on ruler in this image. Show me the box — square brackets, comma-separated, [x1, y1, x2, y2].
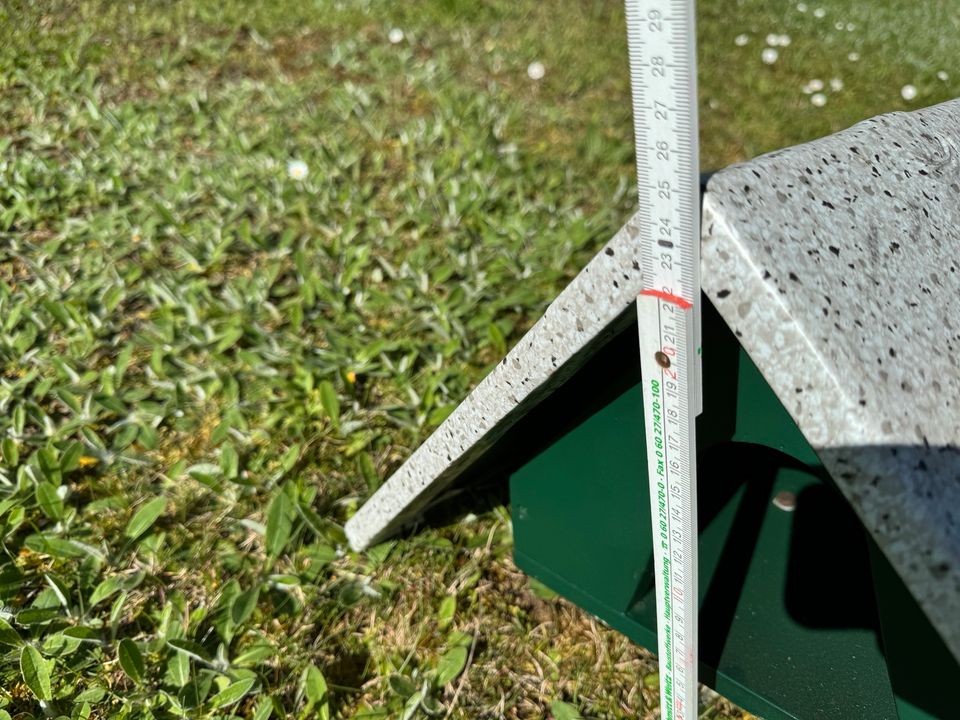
[639, 289, 694, 310]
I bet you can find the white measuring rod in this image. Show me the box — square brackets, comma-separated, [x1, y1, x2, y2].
[625, 1, 701, 719]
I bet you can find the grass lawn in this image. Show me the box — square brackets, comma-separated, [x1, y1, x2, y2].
[0, 0, 956, 717]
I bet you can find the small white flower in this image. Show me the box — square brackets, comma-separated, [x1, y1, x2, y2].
[778, 34, 792, 46]
[901, 84, 917, 101]
[766, 33, 778, 46]
[846, 23, 856, 32]
[814, 7, 826, 18]
[527, 61, 545, 80]
[361, 580, 382, 598]
[388, 28, 404, 44]
[797, 2, 807, 11]
[848, 52, 860, 62]
[287, 159, 308, 180]
[709, 98, 720, 109]
[938, 71, 949, 81]
[834, 21, 845, 31]
[806, 78, 824, 92]
[830, 77, 844, 91]
[761, 47, 779, 65]
[735, 34, 750, 46]
[811, 93, 827, 107]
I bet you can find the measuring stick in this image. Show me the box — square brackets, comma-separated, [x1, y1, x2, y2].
[624, 2, 701, 719]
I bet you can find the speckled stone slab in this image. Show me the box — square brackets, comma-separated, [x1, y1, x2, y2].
[701, 99, 960, 662]
[345, 214, 648, 550]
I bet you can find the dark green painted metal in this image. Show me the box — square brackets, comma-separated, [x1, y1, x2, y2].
[510, 301, 956, 719]
[867, 538, 960, 720]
